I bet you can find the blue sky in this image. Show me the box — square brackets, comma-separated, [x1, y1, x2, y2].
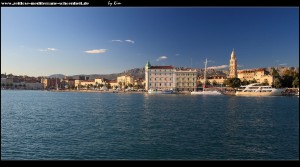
[1, 7, 299, 77]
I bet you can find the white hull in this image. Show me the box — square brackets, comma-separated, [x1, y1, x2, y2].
[191, 91, 222, 95]
[148, 90, 173, 94]
[235, 84, 285, 96]
[235, 91, 282, 96]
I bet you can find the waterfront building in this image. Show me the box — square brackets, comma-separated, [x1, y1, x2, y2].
[145, 60, 176, 91]
[117, 75, 134, 88]
[109, 80, 118, 89]
[229, 49, 237, 78]
[41, 78, 60, 89]
[175, 68, 197, 91]
[134, 78, 145, 89]
[23, 82, 43, 90]
[63, 78, 75, 89]
[79, 80, 95, 87]
[238, 68, 273, 86]
[74, 79, 81, 88]
[198, 74, 226, 85]
[95, 78, 108, 85]
[1, 78, 13, 85]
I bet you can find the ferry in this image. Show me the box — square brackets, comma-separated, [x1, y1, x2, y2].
[235, 83, 285, 96]
[148, 89, 173, 94]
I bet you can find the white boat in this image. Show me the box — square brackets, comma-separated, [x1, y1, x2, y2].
[295, 88, 299, 96]
[191, 90, 222, 95]
[235, 83, 285, 96]
[191, 58, 222, 95]
[148, 89, 173, 94]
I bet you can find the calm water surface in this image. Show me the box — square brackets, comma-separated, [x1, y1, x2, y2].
[1, 90, 299, 160]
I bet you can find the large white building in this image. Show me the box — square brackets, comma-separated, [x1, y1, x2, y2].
[145, 61, 197, 91]
[145, 61, 176, 91]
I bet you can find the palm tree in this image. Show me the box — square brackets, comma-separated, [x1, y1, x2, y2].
[292, 77, 299, 88]
[274, 78, 282, 88]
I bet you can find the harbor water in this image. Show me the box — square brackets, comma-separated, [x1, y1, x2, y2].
[1, 90, 299, 160]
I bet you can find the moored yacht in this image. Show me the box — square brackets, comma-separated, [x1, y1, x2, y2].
[148, 89, 173, 94]
[191, 58, 222, 95]
[235, 83, 285, 96]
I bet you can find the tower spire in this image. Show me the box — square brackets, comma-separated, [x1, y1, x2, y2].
[229, 49, 237, 78]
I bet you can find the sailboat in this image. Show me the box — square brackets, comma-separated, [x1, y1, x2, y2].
[191, 58, 222, 95]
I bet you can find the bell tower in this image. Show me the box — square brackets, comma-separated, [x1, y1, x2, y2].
[229, 49, 237, 78]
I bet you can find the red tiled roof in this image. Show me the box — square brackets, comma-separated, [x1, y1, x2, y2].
[150, 66, 173, 69]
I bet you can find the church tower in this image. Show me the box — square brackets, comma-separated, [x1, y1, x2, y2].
[229, 49, 237, 78]
[145, 60, 151, 91]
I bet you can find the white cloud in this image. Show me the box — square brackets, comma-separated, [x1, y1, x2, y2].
[47, 48, 56, 51]
[207, 65, 228, 69]
[175, 53, 180, 56]
[125, 40, 135, 44]
[156, 56, 168, 61]
[39, 48, 57, 52]
[279, 63, 288, 66]
[112, 40, 123, 42]
[85, 49, 107, 54]
[237, 65, 244, 68]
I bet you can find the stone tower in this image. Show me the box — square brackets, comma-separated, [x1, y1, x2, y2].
[229, 49, 237, 78]
[145, 60, 151, 91]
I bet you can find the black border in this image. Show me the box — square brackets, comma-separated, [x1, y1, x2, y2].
[1, 0, 299, 7]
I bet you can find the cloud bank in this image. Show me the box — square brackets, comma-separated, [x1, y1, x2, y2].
[111, 39, 135, 44]
[40, 48, 57, 52]
[125, 40, 135, 44]
[279, 63, 288, 66]
[85, 49, 107, 54]
[111, 40, 123, 42]
[207, 65, 228, 69]
[156, 56, 168, 61]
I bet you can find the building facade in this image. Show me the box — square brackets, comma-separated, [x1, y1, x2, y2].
[238, 68, 273, 86]
[145, 61, 176, 91]
[229, 49, 237, 78]
[175, 68, 197, 91]
[117, 75, 134, 88]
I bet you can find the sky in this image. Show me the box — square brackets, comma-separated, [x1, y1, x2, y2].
[1, 7, 299, 77]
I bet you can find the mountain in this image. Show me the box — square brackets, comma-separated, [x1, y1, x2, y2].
[48, 74, 65, 79]
[70, 68, 145, 80]
[50, 67, 229, 81]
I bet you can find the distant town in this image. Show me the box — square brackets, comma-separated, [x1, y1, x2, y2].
[1, 50, 299, 92]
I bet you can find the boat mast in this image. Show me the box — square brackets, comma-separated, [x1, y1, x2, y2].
[203, 58, 207, 91]
[56, 75, 58, 91]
